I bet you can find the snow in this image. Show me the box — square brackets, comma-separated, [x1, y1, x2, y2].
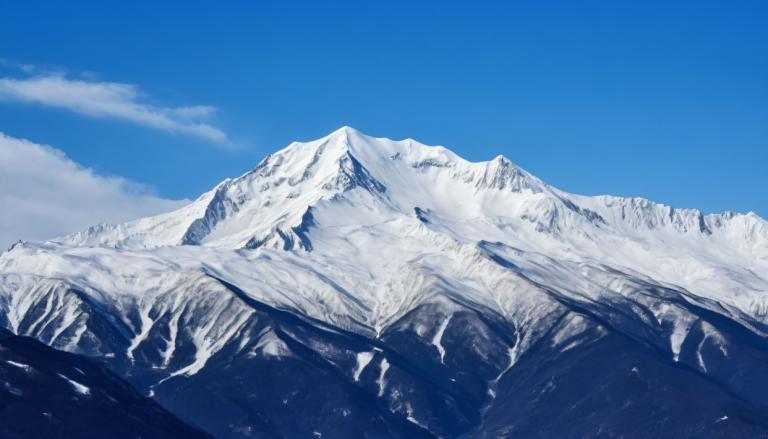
[126, 305, 154, 363]
[0, 126, 766, 389]
[5, 360, 32, 373]
[352, 351, 374, 382]
[166, 294, 254, 377]
[405, 402, 427, 429]
[161, 307, 182, 368]
[551, 313, 591, 350]
[488, 344, 522, 399]
[696, 321, 728, 372]
[651, 303, 696, 362]
[377, 358, 389, 397]
[57, 373, 90, 396]
[252, 329, 291, 358]
[431, 314, 452, 363]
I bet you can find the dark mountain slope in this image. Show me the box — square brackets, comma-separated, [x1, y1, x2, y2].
[0, 328, 209, 439]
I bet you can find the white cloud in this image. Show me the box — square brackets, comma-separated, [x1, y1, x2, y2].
[0, 75, 227, 143]
[0, 133, 188, 249]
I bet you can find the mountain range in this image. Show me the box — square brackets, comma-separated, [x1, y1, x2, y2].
[2, 127, 767, 438]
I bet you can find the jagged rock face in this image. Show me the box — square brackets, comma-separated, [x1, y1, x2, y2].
[1, 127, 768, 438]
[0, 328, 208, 438]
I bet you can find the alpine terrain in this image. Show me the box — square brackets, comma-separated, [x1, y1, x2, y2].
[2, 127, 767, 438]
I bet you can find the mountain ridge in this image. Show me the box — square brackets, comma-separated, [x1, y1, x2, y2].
[1, 127, 767, 438]
[45, 126, 767, 252]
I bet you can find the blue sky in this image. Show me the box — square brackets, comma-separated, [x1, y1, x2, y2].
[0, 0, 766, 227]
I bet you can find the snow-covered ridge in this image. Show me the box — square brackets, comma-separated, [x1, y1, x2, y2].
[49, 126, 767, 254]
[1, 126, 767, 381]
[2, 126, 767, 438]
[9, 127, 765, 328]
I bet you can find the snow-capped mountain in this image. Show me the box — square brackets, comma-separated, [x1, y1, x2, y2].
[2, 127, 767, 438]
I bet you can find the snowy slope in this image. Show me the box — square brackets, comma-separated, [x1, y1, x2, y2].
[7, 126, 767, 329]
[1, 127, 767, 438]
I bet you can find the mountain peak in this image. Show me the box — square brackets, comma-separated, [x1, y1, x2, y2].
[329, 125, 360, 138]
[50, 128, 767, 258]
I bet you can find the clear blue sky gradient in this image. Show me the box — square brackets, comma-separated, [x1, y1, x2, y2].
[1, 0, 766, 216]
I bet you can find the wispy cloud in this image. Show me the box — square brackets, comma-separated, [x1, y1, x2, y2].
[0, 132, 188, 249]
[0, 75, 227, 143]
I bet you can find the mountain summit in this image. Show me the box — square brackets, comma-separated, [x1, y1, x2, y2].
[57, 126, 553, 250]
[57, 126, 766, 252]
[2, 128, 768, 438]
